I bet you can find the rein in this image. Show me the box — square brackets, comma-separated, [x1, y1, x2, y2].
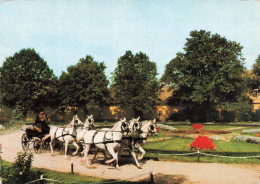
[84, 122, 129, 145]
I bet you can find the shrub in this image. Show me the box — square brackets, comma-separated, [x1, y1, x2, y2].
[192, 124, 203, 130]
[157, 124, 177, 131]
[246, 138, 260, 144]
[6, 120, 24, 129]
[233, 135, 260, 144]
[190, 136, 216, 150]
[241, 129, 260, 134]
[6, 151, 34, 184]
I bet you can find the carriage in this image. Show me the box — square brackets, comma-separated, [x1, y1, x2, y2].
[21, 123, 52, 153]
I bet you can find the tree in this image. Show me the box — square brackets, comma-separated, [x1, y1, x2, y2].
[111, 51, 160, 117]
[0, 48, 56, 114]
[59, 55, 109, 111]
[250, 55, 260, 90]
[161, 30, 250, 121]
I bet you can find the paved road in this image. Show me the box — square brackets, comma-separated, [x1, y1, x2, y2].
[0, 131, 259, 184]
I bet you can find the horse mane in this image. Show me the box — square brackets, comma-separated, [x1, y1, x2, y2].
[141, 120, 152, 130]
[68, 115, 76, 127]
[111, 120, 123, 131]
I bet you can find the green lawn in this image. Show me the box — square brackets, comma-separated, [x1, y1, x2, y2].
[1, 160, 139, 184]
[143, 124, 260, 164]
[145, 137, 260, 152]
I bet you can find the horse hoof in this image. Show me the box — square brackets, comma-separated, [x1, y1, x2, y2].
[137, 165, 142, 169]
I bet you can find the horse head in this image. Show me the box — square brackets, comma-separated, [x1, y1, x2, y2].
[69, 115, 84, 127]
[148, 119, 157, 136]
[84, 114, 95, 129]
[129, 116, 142, 134]
[119, 117, 130, 133]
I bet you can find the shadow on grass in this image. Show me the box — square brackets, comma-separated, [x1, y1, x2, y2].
[117, 173, 190, 184]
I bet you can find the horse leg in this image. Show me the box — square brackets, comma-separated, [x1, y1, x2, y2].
[42, 134, 51, 142]
[102, 150, 107, 159]
[72, 142, 79, 156]
[64, 141, 69, 159]
[49, 127, 57, 156]
[50, 139, 54, 156]
[137, 146, 145, 161]
[93, 148, 100, 161]
[117, 144, 124, 159]
[129, 145, 142, 169]
[105, 146, 119, 169]
[82, 145, 92, 168]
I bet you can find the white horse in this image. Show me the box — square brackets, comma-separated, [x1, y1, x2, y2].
[82, 118, 130, 169]
[119, 119, 157, 168]
[75, 114, 95, 146]
[117, 117, 143, 168]
[49, 115, 84, 158]
[132, 119, 157, 161]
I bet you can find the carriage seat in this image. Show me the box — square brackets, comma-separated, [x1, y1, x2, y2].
[26, 128, 43, 139]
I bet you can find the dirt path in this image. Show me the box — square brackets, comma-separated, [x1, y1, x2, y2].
[0, 131, 259, 184]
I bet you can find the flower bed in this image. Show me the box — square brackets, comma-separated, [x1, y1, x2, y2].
[170, 129, 231, 134]
[157, 124, 177, 131]
[192, 124, 203, 130]
[233, 135, 260, 144]
[190, 136, 216, 150]
[241, 129, 260, 134]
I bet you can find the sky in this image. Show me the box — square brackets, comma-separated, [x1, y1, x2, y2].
[0, 0, 260, 80]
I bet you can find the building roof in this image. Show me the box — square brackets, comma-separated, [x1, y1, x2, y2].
[158, 86, 173, 101]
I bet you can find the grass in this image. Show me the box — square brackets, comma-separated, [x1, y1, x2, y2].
[1, 160, 144, 184]
[1, 121, 260, 164]
[143, 124, 260, 164]
[145, 136, 260, 153]
[150, 153, 260, 164]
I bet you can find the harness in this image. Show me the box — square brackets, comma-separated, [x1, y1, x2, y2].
[83, 124, 129, 148]
[54, 125, 77, 142]
[131, 124, 157, 148]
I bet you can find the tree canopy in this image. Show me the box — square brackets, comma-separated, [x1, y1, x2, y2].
[250, 55, 260, 90]
[111, 51, 160, 117]
[0, 48, 56, 113]
[59, 55, 109, 111]
[161, 30, 249, 121]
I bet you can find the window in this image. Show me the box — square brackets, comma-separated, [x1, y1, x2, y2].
[158, 110, 163, 117]
[253, 89, 258, 98]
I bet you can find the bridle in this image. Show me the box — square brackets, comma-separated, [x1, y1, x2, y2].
[121, 121, 130, 133]
[148, 123, 157, 136]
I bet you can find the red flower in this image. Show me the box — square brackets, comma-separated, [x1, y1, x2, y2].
[192, 124, 204, 130]
[190, 136, 215, 150]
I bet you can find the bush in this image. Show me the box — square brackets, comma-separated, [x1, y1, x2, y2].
[190, 136, 216, 150]
[246, 138, 260, 144]
[157, 124, 177, 131]
[4, 151, 34, 184]
[241, 129, 260, 134]
[5, 120, 24, 129]
[233, 135, 260, 144]
[250, 110, 260, 122]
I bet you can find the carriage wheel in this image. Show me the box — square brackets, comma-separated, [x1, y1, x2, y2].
[42, 141, 49, 149]
[33, 138, 41, 153]
[42, 139, 50, 149]
[21, 133, 29, 150]
[54, 141, 62, 150]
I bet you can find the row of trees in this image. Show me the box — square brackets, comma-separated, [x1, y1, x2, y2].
[0, 30, 259, 121]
